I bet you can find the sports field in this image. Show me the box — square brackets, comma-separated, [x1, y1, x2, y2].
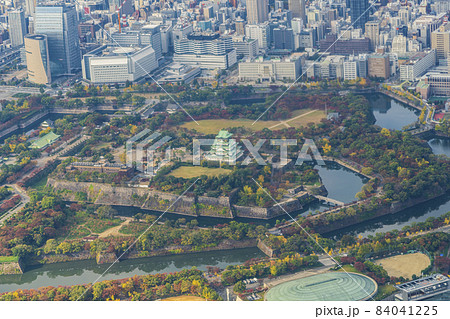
[162, 295, 205, 301]
[265, 272, 377, 301]
[375, 253, 430, 279]
[168, 166, 232, 178]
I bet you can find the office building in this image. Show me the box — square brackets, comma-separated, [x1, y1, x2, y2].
[82, 45, 158, 84]
[25, 0, 36, 16]
[273, 27, 294, 51]
[400, 50, 436, 81]
[320, 34, 370, 55]
[245, 23, 270, 52]
[174, 33, 237, 69]
[365, 21, 380, 51]
[368, 54, 390, 79]
[347, 0, 370, 32]
[288, 0, 306, 24]
[232, 37, 258, 58]
[246, 0, 268, 25]
[8, 9, 27, 47]
[35, 4, 81, 76]
[24, 34, 51, 84]
[239, 56, 301, 81]
[431, 26, 450, 60]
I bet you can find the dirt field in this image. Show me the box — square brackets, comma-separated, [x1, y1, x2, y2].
[98, 219, 132, 238]
[162, 295, 205, 301]
[180, 119, 279, 134]
[376, 253, 430, 279]
[168, 166, 232, 178]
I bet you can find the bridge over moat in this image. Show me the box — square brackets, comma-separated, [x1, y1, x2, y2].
[312, 195, 344, 207]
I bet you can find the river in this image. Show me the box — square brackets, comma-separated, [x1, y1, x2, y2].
[0, 247, 264, 293]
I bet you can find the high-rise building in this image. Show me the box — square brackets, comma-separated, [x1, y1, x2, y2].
[35, 4, 81, 76]
[24, 34, 52, 84]
[365, 21, 380, 51]
[431, 26, 450, 60]
[245, 23, 270, 52]
[8, 9, 27, 47]
[368, 54, 390, 79]
[25, 0, 36, 16]
[246, 0, 268, 25]
[273, 27, 294, 51]
[288, 0, 306, 24]
[347, 0, 370, 32]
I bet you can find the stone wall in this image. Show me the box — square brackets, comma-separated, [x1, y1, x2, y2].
[0, 261, 23, 275]
[48, 179, 303, 219]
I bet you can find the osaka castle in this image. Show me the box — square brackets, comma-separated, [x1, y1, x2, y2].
[206, 130, 243, 164]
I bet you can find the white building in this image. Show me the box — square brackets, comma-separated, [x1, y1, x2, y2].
[232, 37, 258, 58]
[238, 56, 301, 82]
[82, 45, 158, 84]
[173, 32, 237, 69]
[245, 23, 270, 52]
[400, 50, 436, 81]
[391, 35, 408, 54]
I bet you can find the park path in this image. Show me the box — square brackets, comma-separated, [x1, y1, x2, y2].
[98, 218, 132, 238]
[0, 184, 30, 225]
[268, 110, 317, 129]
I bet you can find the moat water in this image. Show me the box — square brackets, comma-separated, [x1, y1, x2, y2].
[1, 94, 449, 296]
[0, 247, 264, 293]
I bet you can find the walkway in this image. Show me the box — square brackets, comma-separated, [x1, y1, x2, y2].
[268, 110, 318, 129]
[0, 184, 30, 225]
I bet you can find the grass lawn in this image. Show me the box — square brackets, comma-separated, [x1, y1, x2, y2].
[162, 295, 205, 301]
[180, 119, 280, 134]
[288, 110, 326, 127]
[0, 256, 19, 263]
[28, 175, 48, 191]
[375, 285, 397, 301]
[168, 166, 232, 178]
[338, 264, 360, 273]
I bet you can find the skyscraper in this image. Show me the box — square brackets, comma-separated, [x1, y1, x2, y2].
[24, 34, 52, 84]
[8, 9, 27, 47]
[35, 4, 81, 76]
[347, 0, 370, 32]
[288, 0, 306, 25]
[25, 0, 36, 16]
[246, 0, 268, 25]
[365, 21, 380, 51]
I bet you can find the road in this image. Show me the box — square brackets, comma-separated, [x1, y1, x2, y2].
[0, 184, 30, 225]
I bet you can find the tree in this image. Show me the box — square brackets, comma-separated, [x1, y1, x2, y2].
[233, 281, 246, 293]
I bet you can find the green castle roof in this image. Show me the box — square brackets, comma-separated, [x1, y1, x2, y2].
[216, 130, 232, 139]
[31, 131, 60, 149]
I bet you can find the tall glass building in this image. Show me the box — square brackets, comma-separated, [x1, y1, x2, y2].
[347, 0, 370, 32]
[34, 4, 81, 77]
